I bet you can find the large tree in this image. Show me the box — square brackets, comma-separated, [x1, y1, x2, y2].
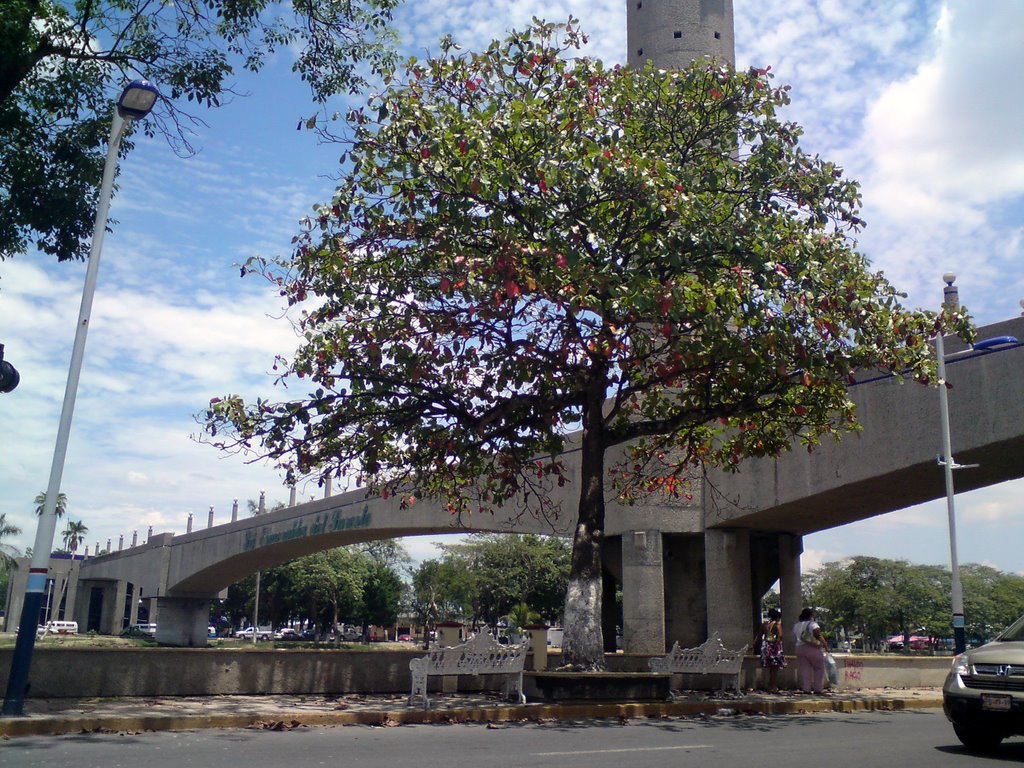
[1, 0, 399, 263]
[203, 21, 970, 669]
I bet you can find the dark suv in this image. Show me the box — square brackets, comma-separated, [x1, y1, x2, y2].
[943, 612, 1024, 751]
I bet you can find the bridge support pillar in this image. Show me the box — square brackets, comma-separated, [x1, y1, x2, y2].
[90, 579, 129, 635]
[127, 585, 140, 627]
[664, 533, 707, 649]
[704, 528, 753, 651]
[154, 597, 211, 647]
[778, 533, 803, 656]
[620, 529, 666, 654]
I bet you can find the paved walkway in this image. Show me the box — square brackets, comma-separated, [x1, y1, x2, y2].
[0, 687, 944, 739]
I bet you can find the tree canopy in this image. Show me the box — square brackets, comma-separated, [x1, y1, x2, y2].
[1, 0, 399, 263]
[204, 21, 970, 668]
[220, 541, 408, 636]
[805, 556, 1024, 648]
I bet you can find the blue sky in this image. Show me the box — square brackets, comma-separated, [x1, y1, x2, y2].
[1, 0, 1023, 577]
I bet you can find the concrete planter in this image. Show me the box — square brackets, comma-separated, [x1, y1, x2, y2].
[0, 648, 952, 699]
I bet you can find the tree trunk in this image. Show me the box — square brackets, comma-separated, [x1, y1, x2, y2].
[560, 384, 607, 670]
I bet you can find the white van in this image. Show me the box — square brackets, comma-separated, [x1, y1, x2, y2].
[37, 620, 78, 637]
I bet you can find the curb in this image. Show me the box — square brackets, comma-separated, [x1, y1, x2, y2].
[0, 694, 945, 739]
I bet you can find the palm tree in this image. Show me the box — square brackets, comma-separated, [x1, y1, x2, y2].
[0, 513, 23, 570]
[503, 603, 541, 636]
[62, 520, 88, 554]
[34, 491, 68, 518]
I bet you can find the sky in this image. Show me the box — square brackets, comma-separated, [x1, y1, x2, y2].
[1, 0, 1023, 578]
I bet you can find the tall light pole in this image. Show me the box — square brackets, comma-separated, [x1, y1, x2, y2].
[936, 272, 965, 655]
[935, 277, 1018, 657]
[2, 80, 159, 717]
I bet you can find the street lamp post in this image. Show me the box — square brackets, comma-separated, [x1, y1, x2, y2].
[2, 80, 159, 717]
[937, 335, 962, 655]
[935, 276, 966, 654]
[935, 274, 1018, 655]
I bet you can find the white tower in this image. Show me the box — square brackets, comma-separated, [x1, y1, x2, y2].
[627, 0, 735, 69]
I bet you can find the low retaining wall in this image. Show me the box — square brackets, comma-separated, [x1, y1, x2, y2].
[0, 648, 952, 699]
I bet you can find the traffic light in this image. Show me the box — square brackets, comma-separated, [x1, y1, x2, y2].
[0, 344, 19, 393]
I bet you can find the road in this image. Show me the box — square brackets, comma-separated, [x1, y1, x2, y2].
[5, 709, 1022, 767]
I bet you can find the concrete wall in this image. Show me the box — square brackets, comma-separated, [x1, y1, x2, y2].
[0, 649, 951, 698]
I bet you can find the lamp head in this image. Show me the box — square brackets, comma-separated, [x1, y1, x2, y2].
[942, 272, 960, 311]
[117, 80, 159, 120]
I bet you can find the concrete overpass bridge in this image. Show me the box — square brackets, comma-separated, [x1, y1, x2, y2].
[10, 317, 1023, 652]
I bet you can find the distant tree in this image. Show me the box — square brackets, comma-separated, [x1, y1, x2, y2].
[0, 512, 23, 570]
[222, 573, 258, 627]
[357, 539, 412, 570]
[437, 534, 570, 628]
[504, 602, 541, 634]
[246, 498, 286, 515]
[961, 564, 1024, 643]
[409, 557, 476, 648]
[1, 0, 400, 263]
[284, 548, 367, 636]
[34, 491, 67, 518]
[62, 520, 88, 554]
[357, 560, 405, 637]
[204, 21, 969, 669]
[807, 557, 962, 649]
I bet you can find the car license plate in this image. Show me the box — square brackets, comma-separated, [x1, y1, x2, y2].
[982, 694, 1012, 712]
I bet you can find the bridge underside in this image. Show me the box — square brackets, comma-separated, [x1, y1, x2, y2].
[720, 433, 1024, 535]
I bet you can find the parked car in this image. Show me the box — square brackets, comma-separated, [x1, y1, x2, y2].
[273, 628, 300, 640]
[123, 622, 157, 638]
[397, 634, 414, 642]
[235, 626, 272, 640]
[943, 612, 1024, 751]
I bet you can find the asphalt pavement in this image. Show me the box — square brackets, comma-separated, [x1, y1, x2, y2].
[0, 686, 945, 739]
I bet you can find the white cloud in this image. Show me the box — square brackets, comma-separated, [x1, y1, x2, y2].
[854, 1, 1024, 313]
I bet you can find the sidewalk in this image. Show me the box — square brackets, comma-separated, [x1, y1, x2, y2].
[0, 687, 945, 739]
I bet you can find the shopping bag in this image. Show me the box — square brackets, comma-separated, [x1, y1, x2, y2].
[824, 653, 840, 686]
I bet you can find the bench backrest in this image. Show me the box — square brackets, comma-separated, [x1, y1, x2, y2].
[421, 631, 527, 675]
[648, 632, 747, 673]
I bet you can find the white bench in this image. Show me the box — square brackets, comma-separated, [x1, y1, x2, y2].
[409, 631, 528, 709]
[648, 632, 749, 695]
